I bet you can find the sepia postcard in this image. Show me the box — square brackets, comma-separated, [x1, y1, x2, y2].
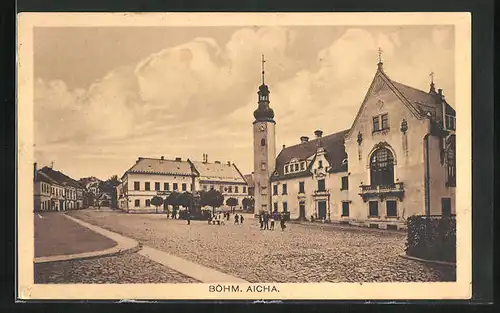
[17, 12, 472, 301]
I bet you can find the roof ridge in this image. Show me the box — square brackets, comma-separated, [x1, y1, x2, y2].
[282, 129, 349, 150]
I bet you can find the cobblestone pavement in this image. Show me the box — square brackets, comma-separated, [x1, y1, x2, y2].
[35, 252, 199, 284]
[68, 210, 456, 283]
[35, 211, 117, 257]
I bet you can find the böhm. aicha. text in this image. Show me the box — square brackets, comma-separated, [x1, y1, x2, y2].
[209, 284, 280, 293]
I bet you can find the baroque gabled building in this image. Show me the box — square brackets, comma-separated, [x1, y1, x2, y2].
[255, 57, 456, 230]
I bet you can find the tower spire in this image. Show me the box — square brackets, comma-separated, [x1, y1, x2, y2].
[261, 54, 266, 85]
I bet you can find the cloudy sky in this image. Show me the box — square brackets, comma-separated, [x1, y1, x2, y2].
[34, 25, 454, 180]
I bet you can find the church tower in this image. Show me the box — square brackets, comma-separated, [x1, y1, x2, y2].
[253, 55, 276, 215]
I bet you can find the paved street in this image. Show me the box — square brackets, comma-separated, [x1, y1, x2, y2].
[67, 210, 456, 283]
[35, 211, 117, 257]
[34, 252, 199, 284]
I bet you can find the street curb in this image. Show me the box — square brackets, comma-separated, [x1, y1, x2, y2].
[34, 214, 140, 264]
[287, 220, 406, 235]
[398, 253, 456, 267]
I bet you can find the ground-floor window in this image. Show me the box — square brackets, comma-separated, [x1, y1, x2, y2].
[145, 199, 151, 207]
[441, 197, 451, 216]
[318, 201, 327, 218]
[342, 202, 350, 217]
[283, 202, 288, 212]
[299, 202, 306, 218]
[273, 202, 278, 212]
[369, 201, 379, 217]
[386, 200, 397, 217]
[135, 199, 140, 207]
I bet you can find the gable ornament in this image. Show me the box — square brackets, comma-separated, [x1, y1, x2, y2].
[400, 118, 408, 134]
[357, 132, 363, 145]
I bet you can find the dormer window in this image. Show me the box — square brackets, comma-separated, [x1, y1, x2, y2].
[445, 114, 456, 130]
[294, 163, 299, 171]
[284, 165, 289, 173]
[300, 162, 305, 170]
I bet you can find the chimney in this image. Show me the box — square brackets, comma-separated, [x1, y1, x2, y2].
[300, 136, 309, 144]
[282, 144, 286, 150]
[160, 156, 164, 160]
[227, 161, 231, 166]
[175, 157, 182, 162]
[34, 162, 37, 181]
[215, 161, 221, 164]
[314, 130, 323, 138]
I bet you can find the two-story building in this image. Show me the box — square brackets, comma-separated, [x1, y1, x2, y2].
[192, 156, 248, 210]
[117, 156, 249, 212]
[257, 58, 455, 230]
[37, 165, 86, 211]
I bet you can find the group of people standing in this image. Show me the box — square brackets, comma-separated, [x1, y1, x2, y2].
[208, 211, 244, 225]
[259, 211, 286, 231]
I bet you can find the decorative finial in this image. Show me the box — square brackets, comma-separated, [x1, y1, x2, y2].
[429, 71, 436, 93]
[378, 47, 383, 64]
[261, 54, 266, 85]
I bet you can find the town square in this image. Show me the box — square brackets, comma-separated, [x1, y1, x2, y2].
[30, 23, 457, 286]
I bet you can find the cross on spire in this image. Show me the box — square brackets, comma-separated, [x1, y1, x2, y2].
[429, 71, 435, 84]
[261, 54, 266, 84]
[378, 47, 383, 63]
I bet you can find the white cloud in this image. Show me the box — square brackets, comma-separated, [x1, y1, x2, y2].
[34, 26, 454, 179]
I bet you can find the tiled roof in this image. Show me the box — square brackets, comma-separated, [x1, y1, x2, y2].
[390, 80, 455, 116]
[126, 157, 195, 176]
[271, 130, 349, 181]
[39, 167, 84, 189]
[36, 171, 56, 184]
[191, 161, 246, 183]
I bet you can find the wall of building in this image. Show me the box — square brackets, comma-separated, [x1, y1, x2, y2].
[428, 135, 456, 215]
[253, 121, 276, 214]
[344, 80, 431, 229]
[198, 180, 248, 210]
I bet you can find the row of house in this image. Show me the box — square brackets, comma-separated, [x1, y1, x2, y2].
[33, 164, 86, 212]
[116, 155, 250, 212]
[252, 58, 456, 230]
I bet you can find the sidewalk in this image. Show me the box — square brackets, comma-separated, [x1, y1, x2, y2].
[35, 211, 118, 258]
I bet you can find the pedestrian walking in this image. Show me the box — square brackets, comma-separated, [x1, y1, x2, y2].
[280, 214, 286, 231]
[259, 213, 263, 229]
[187, 211, 191, 225]
[240, 215, 244, 224]
[263, 212, 269, 230]
[234, 214, 239, 225]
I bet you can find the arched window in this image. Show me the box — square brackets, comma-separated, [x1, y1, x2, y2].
[370, 148, 395, 187]
[446, 135, 456, 187]
[261, 139, 266, 146]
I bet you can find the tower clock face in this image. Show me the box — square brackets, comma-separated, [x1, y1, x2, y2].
[258, 123, 267, 132]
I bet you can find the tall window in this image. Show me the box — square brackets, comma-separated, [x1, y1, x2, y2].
[273, 202, 278, 212]
[182, 183, 187, 191]
[369, 201, 379, 217]
[273, 185, 278, 195]
[370, 147, 395, 187]
[299, 181, 305, 194]
[342, 202, 350, 216]
[446, 115, 456, 130]
[285, 165, 289, 173]
[134, 182, 140, 190]
[228, 186, 233, 193]
[300, 162, 305, 170]
[164, 183, 169, 191]
[283, 202, 288, 212]
[294, 163, 299, 171]
[442, 198, 451, 216]
[372, 116, 380, 132]
[145, 199, 151, 207]
[282, 184, 287, 195]
[317, 179, 326, 191]
[235, 186, 239, 193]
[386, 200, 397, 217]
[173, 183, 178, 190]
[381, 114, 389, 129]
[190, 184, 193, 191]
[446, 135, 456, 187]
[145, 182, 150, 191]
[318, 160, 323, 168]
[134, 199, 140, 207]
[341, 176, 349, 190]
[243, 186, 247, 193]
[155, 182, 160, 191]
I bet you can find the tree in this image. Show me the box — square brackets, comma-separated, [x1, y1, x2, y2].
[99, 175, 121, 208]
[151, 196, 164, 214]
[165, 191, 181, 217]
[242, 197, 250, 211]
[226, 197, 238, 213]
[178, 192, 194, 210]
[201, 189, 224, 216]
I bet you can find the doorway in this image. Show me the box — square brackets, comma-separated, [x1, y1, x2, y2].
[318, 201, 327, 219]
[299, 202, 306, 220]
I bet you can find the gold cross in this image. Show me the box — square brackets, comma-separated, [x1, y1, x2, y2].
[378, 47, 383, 63]
[429, 71, 434, 83]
